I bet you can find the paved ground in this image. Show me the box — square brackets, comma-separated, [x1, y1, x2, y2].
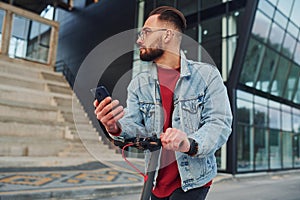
[101, 170, 300, 200]
[1, 155, 299, 200]
[0, 156, 146, 200]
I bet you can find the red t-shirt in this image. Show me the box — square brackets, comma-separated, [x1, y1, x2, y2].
[152, 66, 212, 198]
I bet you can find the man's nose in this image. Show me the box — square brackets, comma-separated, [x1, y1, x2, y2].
[136, 37, 143, 46]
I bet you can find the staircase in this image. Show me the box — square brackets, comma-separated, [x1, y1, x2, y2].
[0, 57, 117, 166]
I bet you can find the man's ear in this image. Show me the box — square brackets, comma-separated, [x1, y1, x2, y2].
[163, 30, 173, 43]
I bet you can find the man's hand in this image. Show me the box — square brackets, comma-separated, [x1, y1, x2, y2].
[160, 128, 190, 152]
[94, 97, 124, 135]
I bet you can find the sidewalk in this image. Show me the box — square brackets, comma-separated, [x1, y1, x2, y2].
[0, 155, 146, 200]
[0, 154, 234, 200]
[3, 154, 298, 200]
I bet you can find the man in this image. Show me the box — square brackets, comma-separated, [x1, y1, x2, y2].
[94, 6, 232, 200]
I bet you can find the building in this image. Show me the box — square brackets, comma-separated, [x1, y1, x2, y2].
[2, 0, 299, 175]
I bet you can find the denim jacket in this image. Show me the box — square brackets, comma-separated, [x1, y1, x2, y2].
[118, 52, 233, 192]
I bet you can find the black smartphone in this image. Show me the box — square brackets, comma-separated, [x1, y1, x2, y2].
[95, 86, 110, 102]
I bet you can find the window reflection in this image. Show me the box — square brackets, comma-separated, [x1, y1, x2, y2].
[287, 21, 299, 37]
[237, 124, 253, 172]
[274, 10, 288, 29]
[256, 46, 277, 92]
[268, 22, 284, 50]
[284, 64, 299, 101]
[270, 129, 282, 169]
[0, 9, 4, 52]
[258, 0, 275, 18]
[282, 105, 292, 132]
[294, 134, 300, 167]
[282, 33, 296, 58]
[290, 0, 300, 28]
[277, 0, 293, 17]
[254, 127, 268, 170]
[282, 131, 293, 168]
[270, 57, 291, 97]
[240, 38, 263, 87]
[252, 11, 271, 42]
[293, 108, 300, 133]
[269, 101, 280, 129]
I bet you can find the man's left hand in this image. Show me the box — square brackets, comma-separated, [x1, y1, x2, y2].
[160, 128, 190, 152]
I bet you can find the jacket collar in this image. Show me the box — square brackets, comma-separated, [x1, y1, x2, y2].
[149, 50, 191, 80]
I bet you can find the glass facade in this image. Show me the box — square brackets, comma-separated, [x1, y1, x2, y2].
[237, 0, 300, 172]
[240, 0, 300, 104]
[135, 0, 300, 173]
[237, 90, 300, 172]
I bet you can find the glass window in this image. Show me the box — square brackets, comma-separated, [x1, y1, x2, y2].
[237, 124, 254, 172]
[274, 10, 288, 29]
[9, 14, 51, 63]
[281, 33, 296, 58]
[252, 11, 271, 42]
[268, 22, 285, 50]
[282, 105, 292, 132]
[294, 42, 300, 66]
[268, 0, 278, 7]
[270, 57, 291, 97]
[254, 96, 268, 127]
[290, 0, 300, 27]
[293, 108, 300, 133]
[237, 99, 253, 125]
[282, 131, 293, 168]
[258, 0, 275, 18]
[156, 0, 175, 7]
[177, 0, 198, 16]
[269, 100, 280, 129]
[277, 0, 293, 17]
[201, 0, 223, 10]
[201, 15, 222, 70]
[255, 46, 278, 92]
[240, 38, 263, 87]
[284, 64, 299, 101]
[293, 72, 300, 104]
[270, 129, 282, 169]
[287, 21, 299, 37]
[293, 134, 300, 167]
[0, 9, 4, 51]
[254, 127, 269, 170]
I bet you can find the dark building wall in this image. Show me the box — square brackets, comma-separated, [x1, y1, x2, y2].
[55, 0, 137, 137]
[56, 0, 136, 77]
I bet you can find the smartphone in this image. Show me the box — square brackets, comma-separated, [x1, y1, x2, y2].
[94, 86, 110, 102]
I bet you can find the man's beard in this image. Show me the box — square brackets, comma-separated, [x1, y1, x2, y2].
[139, 39, 164, 61]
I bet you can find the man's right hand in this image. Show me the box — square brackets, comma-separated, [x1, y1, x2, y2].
[94, 97, 124, 135]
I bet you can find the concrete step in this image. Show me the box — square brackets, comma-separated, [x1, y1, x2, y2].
[0, 74, 71, 97]
[0, 57, 63, 81]
[47, 83, 72, 95]
[61, 111, 90, 124]
[0, 73, 46, 91]
[41, 71, 67, 83]
[0, 99, 62, 122]
[0, 116, 66, 139]
[0, 85, 71, 105]
[0, 136, 68, 156]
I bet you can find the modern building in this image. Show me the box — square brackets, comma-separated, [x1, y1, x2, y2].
[2, 0, 299, 175]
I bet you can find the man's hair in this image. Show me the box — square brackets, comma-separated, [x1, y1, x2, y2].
[149, 6, 187, 33]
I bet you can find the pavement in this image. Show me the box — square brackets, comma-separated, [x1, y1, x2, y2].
[1, 154, 298, 200]
[0, 154, 147, 200]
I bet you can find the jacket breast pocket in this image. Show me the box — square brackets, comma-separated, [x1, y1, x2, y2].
[180, 95, 204, 132]
[139, 102, 155, 133]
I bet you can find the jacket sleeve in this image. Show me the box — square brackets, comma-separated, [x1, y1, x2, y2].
[191, 67, 233, 157]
